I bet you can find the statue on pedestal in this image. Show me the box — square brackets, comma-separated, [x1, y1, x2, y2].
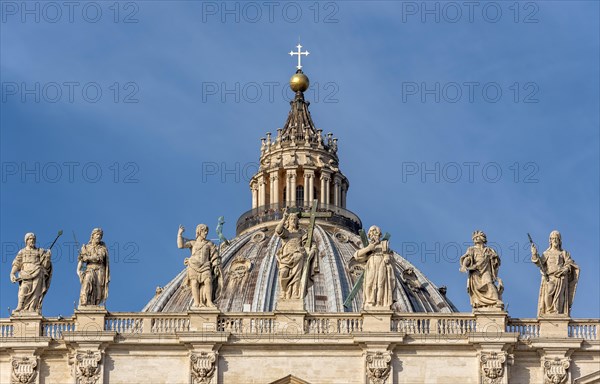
[530, 230, 579, 316]
[275, 209, 317, 300]
[77, 228, 110, 307]
[10, 233, 54, 314]
[353, 225, 396, 309]
[177, 224, 223, 309]
[459, 230, 504, 310]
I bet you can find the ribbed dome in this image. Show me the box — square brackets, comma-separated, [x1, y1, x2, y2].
[143, 223, 457, 313]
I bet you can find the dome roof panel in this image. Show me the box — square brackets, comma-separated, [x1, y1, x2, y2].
[143, 225, 457, 313]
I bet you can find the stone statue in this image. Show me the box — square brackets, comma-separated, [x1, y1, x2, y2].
[459, 231, 504, 309]
[10, 233, 53, 314]
[77, 228, 110, 307]
[275, 210, 317, 300]
[531, 230, 579, 316]
[353, 225, 396, 309]
[177, 224, 223, 308]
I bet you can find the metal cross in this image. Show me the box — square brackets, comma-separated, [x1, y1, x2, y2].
[289, 44, 310, 70]
[298, 200, 332, 297]
[300, 200, 332, 251]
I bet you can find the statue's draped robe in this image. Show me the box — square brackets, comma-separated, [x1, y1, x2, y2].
[79, 242, 109, 306]
[355, 240, 395, 308]
[183, 239, 223, 304]
[276, 226, 309, 299]
[534, 249, 579, 316]
[12, 247, 52, 312]
[460, 246, 502, 308]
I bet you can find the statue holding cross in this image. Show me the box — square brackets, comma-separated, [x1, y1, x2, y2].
[275, 200, 330, 303]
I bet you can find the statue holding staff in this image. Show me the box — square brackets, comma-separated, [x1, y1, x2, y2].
[10, 231, 61, 314]
[530, 230, 579, 316]
[177, 224, 223, 308]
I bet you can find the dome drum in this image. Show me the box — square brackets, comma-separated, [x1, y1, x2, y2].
[236, 202, 362, 235]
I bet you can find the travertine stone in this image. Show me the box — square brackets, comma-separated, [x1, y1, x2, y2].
[539, 315, 571, 338]
[190, 352, 217, 384]
[177, 224, 223, 309]
[474, 309, 508, 334]
[274, 310, 306, 336]
[10, 233, 52, 315]
[188, 308, 221, 332]
[365, 351, 392, 384]
[531, 338, 582, 384]
[531, 231, 579, 317]
[542, 357, 570, 384]
[74, 307, 108, 334]
[479, 351, 508, 384]
[71, 350, 102, 384]
[362, 311, 394, 333]
[10, 355, 38, 384]
[9, 314, 43, 338]
[353, 226, 396, 310]
[460, 231, 504, 310]
[77, 228, 110, 308]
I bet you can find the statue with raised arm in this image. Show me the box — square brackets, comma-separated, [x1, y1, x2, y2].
[77, 228, 110, 307]
[275, 209, 317, 300]
[353, 225, 396, 309]
[530, 230, 579, 316]
[177, 224, 223, 309]
[459, 230, 504, 310]
[10, 233, 53, 314]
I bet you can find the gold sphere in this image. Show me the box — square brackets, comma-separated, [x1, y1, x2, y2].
[290, 72, 309, 92]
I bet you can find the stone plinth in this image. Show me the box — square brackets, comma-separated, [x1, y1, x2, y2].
[275, 309, 306, 337]
[10, 313, 43, 338]
[276, 298, 304, 312]
[362, 310, 393, 333]
[538, 314, 570, 338]
[74, 306, 108, 333]
[474, 308, 507, 334]
[188, 308, 221, 332]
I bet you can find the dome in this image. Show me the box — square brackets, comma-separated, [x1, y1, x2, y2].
[143, 222, 457, 313]
[144, 61, 457, 314]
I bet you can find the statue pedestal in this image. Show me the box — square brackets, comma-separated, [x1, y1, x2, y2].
[538, 314, 570, 338]
[74, 306, 108, 333]
[362, 309, 393, 333]
[473, 308, 508, 334]
[10, 312, 43, 338]
[275, 299, 306, 336]
[188, 308, 221, 332]
[275, 298, 304, 312]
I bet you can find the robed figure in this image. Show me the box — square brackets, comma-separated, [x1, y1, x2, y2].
[10, 233, 53, 314]
[275, 210, 318, 300]
[531, 230, 579, 316]
[77, 228, 110, 307]
[353, 225, 396, 309]
[460, 230, 504, 309]
[178, 224, 223, 308]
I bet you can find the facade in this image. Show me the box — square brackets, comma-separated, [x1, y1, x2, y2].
[1, 59, 598, 384]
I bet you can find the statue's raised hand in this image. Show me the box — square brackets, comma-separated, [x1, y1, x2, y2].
[178, 225, 185, 235]
[530, 244, 537, 256]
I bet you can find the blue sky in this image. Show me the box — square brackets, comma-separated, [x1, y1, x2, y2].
[1, 1, 598, 319]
